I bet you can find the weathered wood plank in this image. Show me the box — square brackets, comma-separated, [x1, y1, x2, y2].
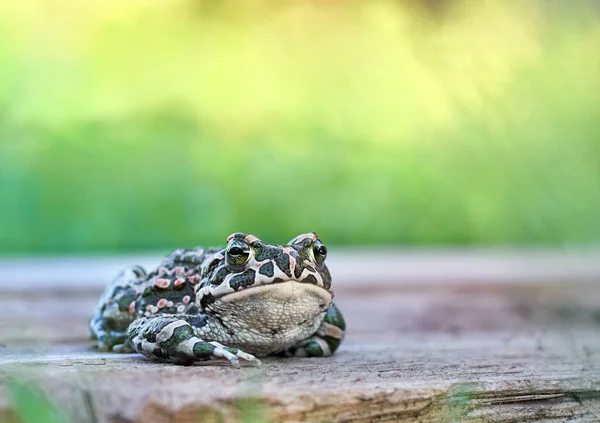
[1, 253, 599, 422]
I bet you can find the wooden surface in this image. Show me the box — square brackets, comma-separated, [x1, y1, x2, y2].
[1, 251, 600, 423]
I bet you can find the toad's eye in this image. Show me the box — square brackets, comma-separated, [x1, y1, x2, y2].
[313, 240, 327, 265]
[226, 241, 251, 266]
[229, 246, 243, 255]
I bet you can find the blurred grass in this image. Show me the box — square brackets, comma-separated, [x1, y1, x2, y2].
[1, 0, 599, 253]
[3, 378, 269, 423]
[4, 379, 71, 423]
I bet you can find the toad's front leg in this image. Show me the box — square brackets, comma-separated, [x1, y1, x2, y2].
[284, 303, 346, 357]
[127, 316, 261, 368]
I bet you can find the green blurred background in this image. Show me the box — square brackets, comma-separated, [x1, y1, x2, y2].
[1, 0, 599, 254]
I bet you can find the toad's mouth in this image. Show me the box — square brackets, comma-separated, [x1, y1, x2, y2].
[216, 280, 332, 313]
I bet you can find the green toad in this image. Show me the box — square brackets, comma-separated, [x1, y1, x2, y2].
[90, 232, 345, 367]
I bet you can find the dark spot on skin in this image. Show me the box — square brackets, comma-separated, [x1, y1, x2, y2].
[294, 263, 304, 279]
[203, 253, 223, 275]
[200, 292, 216, 309]
[160, 324, 194, 352]
[185, 314, 208, 329]
[321, 266, 332, 290]
[303, 341, 324, 357]
[187, 305, 199, 315]
[254, 246, 275, 262]
[142, 286, 153, 297]
[211, 266, 230, 286]
[193, 341, 216, 359]
[144, 330, 156, 343]
[324, 304, 346, 331]
[258, 262, 274, 277]
[293, 237, 314, 248]
[322, 335, 342, 353]
[132, 265, 147, 278]
[115, 287, 137, 311]
[274, 253, 292, 277]
[303, 274, 318, 285]
[151, 348, 168, 359]
[273, 277, 285, 283]
[229, 268, 256, 291]
[270, 328, 280, 335]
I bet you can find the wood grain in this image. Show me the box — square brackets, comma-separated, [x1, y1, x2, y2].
[1, 252, 599, 422]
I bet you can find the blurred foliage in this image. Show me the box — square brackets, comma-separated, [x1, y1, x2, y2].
[1, 0, 599, 253]
[4, 379, 71, 423]
[237, 397, 269, 423]
[441, 382, 479, 422]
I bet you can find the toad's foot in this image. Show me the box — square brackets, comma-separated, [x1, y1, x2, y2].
[208, 341, 262, 368]
[92, 326, 129, 353]
[128, 316, 261, 367]
[284, 303, 346, 357]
